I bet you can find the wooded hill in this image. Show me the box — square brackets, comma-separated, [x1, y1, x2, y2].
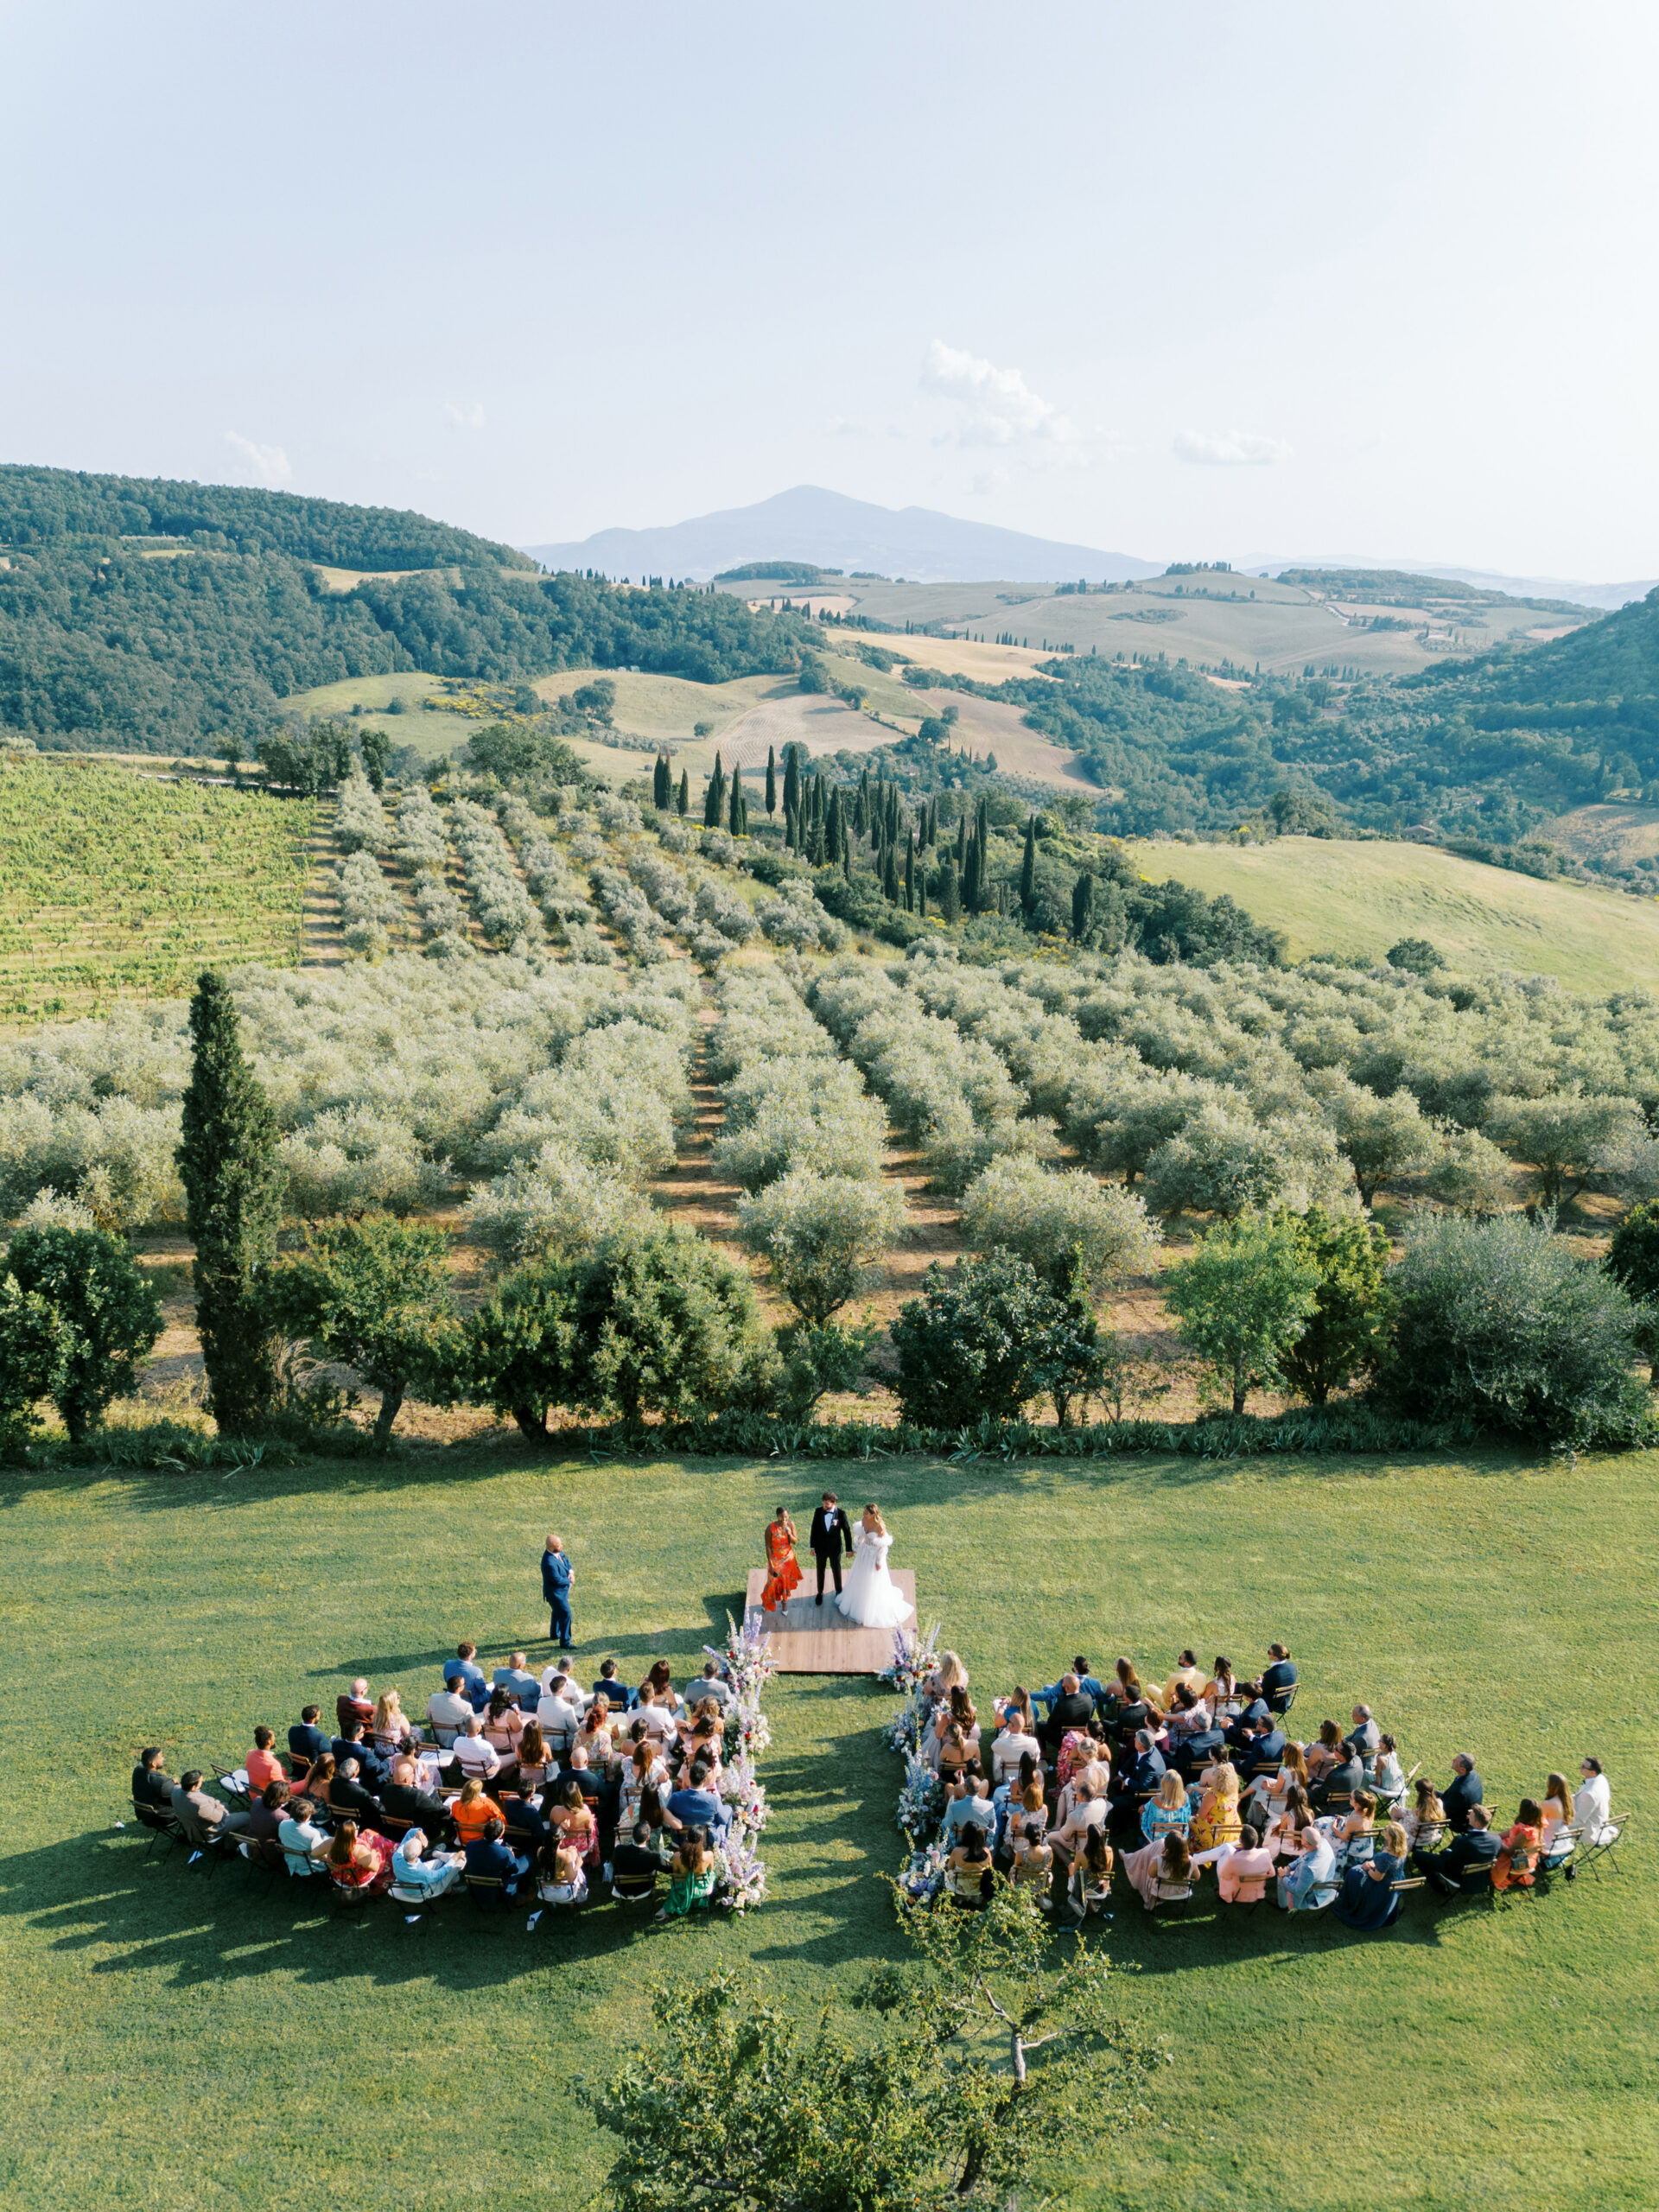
[0, 466, 815, 753]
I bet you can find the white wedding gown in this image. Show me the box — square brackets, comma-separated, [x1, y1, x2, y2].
[836, 1528, 912, 1628]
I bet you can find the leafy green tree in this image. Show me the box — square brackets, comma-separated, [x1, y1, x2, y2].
[735, 1171, 906, 1325]
[1422, 1125, 1513, 1213]
[465, 721, 586, 787]
[1268, 785, 1338, 836]
[276, 1214, 458, 1446]
[577, 1883, 1152, 2212]
[1276, 1205, 1393, 1405]
[774, 1315, 882, 1419]
[1607, 1200, 1659, 1378]
[798, 652, 828, 694]
[1162, 1211, 1321, 1414]
[359, 726, 391, 791]
[462, 1255, 580, 1442]
[571, 678, 616, 723]
[176, 970, 285, 1435]
[1380, 1212, 1649, 1440]
[0, 1224, 163, 1446]
[1491, 1092, 1643, 1210]
[1387, 937, 1445, 975]
[891, 1249, 1073, 1426]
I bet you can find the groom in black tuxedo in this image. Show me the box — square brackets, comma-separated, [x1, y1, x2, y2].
[809, 1492, 855, 1605]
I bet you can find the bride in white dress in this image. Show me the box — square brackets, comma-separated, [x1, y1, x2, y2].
[836, 1504, 913, 1628]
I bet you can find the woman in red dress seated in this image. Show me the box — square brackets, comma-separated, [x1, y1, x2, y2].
[761, 1507, 803, 1612]
[325, 1819, 397, 1897]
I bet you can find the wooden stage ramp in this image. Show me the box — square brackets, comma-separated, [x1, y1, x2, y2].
[744, 1568, 916, 1675]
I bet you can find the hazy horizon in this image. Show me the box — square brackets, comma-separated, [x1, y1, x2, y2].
[3, 2, 1656, 579]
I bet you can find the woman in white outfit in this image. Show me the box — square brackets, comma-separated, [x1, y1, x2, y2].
[836, 1505, 913, 1628]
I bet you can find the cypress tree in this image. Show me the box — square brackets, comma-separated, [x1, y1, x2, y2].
[766, 745, 777, 817]
[652, 754, 668, 809]
[1072, 870, 1096, 942]
[842, 842, 852, 883]
[853, 778, 868, 841]
[176, 970, 284, 1436]
[783, 745, 801, 823]
[887, 784, 900, 844]
[955, 814, 967, 868]
[905, 830, 915, 912]
[677, 768, 689, 817]
[728, 763, 744, 836]
[1020, 815, 1037, 911]
[826, 784, 843, 862]
[939, 854, 962, 924]
[809, 816, 827, 868]
[963, 833, 981, 912]
[811, 775, 824, 833]
[785, 804, 798, 851]
[882, 840, 900, 904]
[918, 866, 927, 918]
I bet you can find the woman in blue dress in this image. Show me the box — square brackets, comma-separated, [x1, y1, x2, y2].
[1333, 1820, 1408, 1930]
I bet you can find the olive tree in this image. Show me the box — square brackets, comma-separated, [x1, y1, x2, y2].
[958, 1154, 1158, 1295]
[1491, 1091, 1644, 1211]
[735, 1170, 906, 1325]
[1421, 1125, 1515, 1214]
[1319, 1077, 1435, 1206]
[1143, 1102, 1351, 1223]
[1161, 1212, 1321, 1414]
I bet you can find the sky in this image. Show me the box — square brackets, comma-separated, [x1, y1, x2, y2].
[3, 1, 1656, 579]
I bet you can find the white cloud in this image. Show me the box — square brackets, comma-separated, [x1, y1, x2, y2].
[1173, 427, 1291, 467]
[445, 400, 486, 429]
[223, 431, 291, 486]
[923, 339, 1075, 448]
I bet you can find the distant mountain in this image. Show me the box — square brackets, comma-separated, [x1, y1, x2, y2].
[1246, 552, 1656, 613]
[522, 485, 1161, 586]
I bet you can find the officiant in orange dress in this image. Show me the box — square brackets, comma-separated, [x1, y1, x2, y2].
[761, 1506, 803, 1611]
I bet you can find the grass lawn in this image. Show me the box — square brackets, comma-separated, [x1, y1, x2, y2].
[2, 1445, 1653, 2211]
[1127, 834, 1659, 989]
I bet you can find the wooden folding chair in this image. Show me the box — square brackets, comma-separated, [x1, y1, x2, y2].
[130, 1799, 184, 1860]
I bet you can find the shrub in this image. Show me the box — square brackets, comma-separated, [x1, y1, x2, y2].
[1606, 1199, 1659, 1379]
[1162, 1212, 1322, 1414]
[736, 1171, 906, 1324]
[958, 1155, 1157, 1295]
[890, 1249, 1076, 1427]
[1143, 1101, 1351, 1221]
[1379, 1211, 1649, 1440]
[0, 1223, 164, 1445]
[774, 1315, 883, 1417]
[1276, 1205, 1393, 1406]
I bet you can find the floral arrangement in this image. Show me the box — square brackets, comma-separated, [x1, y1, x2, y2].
[896, 1751, 942, 1837]
[719, 1751, 770, 1834]
[883, 1704, 921, 1756]
[712, 1827, 769, 1913]
[881, 1620, 940, 1696]
[897, 1835, 947, 1904]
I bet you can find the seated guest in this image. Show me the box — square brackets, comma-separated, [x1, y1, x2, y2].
[1311, 1741, 1364, 1813]
[1303, 1719, 1345, 1782]
[482, 1690, 527, 1763]
[1343, 1705, 1381, 1758]
[1244, 1741, 1309, 1827]
[1046, 1773, 1109, 1903]
[937, 1721, 973, 1784]
[244, 1780, 291, 1846]
[391, 1828, 466, 1899]
[1064, 1826, 1114, 1922]
[1101, 1657, 1144, 1717]
[1111, 1730, 1166, 1814]
[1539, 1774, 1576, 1869]
[1204, 1656, 1238, 1713]
[372, 1690, 413, 1755]
[1165, 1684, 1211, 1738]
[1140, 1769, 1193, 1847]
[450, 1777, 506, 1846]
[1573, 1758, 1614, 1857]
[944, 1824, 995, 1911]
[1223, 1696, 1271, 1752]
[942, 1764, 995, 1844]
[1333, 1821, 1406, 1929]
[929, 1686, 980, 1770]
[326, 1819, 397, 1897]
[327, 1756, 383, 1830]
[1033, 1657, 1105, 1718]
[1277, 1822, 1339, 1912]
[925, 1650, 969, 1704]
[131, 1747, 176, 1813]
[547, 1777, 601, 1868]
[1329, 1789, 1378, 1871]
[277, 1798, 329, 1878]
[610, 1821, 670, 1902]
[1191, 1762, 1243, 1852]
[450, 1642, 489, 1711]
[246, 1727, 285, 1794]
[336, 1679, 375, 1737]
[1492, 1798, 1543, 1891]
[1441, 1753, 1484, 1832]
[640, 1659, 683, 1714]
[450, 1716, 502, 1783]
[1122, 1831, 1192, 1910]
[1001, 1777, 1049, 1859]
[578, 1697, 619, 1768]
[294, 1752, 335, 1806]
[381, 1755, 452, 1843]
[426, 1675, 474, 1743]
[1010, 1821, 1054, 1897]
[537, 1672, 582, 1747]
[1161, 1650, 1205, 1705]
[693, 1659, 734, 1711]
[1368, 1735, 1406, 1808]
[1265, 1783, 1316, 1859]
[1041, 1674, 1096, 1758]
[618, 1738, 671, 1834]
[679, 1699, 724, 1774]
[514, 1721, 554, 1796]
[1233, 1716, 1287, 1783]
[170, 1770, 251, 1847]
[667, 1756, 730, 1839]
[331, 1721, 391, 1791]
[1400, 1778, 1446, 1853]
[501, 1786, 551, 1859]
[464, 1815, 530, 1898]
[1210, 1822, 1276, 1904]
[1260, 1643, 1298, 1708]
[990, 1702, 1042, 1788]
[289, 1706, 329, 1768]
[537, 1831, 588, 1908]
[1175, 1714, 1226, 1775]
[1413, 1805, 1500, 1895]
[493, 1651, 541, 1706]
[657, 1827, 718, 1920]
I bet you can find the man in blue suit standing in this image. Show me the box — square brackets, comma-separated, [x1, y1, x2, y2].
[543, 1532, 575, 1650]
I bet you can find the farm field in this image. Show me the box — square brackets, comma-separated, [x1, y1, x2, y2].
[1126, 834, 1659, 988]
[0, 754, 315, 1021]
[1, 1445, 1652, 2212]
[274, 672, 480, 760]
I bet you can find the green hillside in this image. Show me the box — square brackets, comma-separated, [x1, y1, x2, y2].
[0, 466, 817, 755]
[1128, 832, 1659, 988]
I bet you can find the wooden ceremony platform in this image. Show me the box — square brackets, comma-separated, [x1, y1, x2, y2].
[743, 1568, 917, 1675]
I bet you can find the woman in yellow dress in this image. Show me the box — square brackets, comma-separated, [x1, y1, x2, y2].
[761, 1506, 803, 1611]
[1191, 1758, 1243, 1852]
